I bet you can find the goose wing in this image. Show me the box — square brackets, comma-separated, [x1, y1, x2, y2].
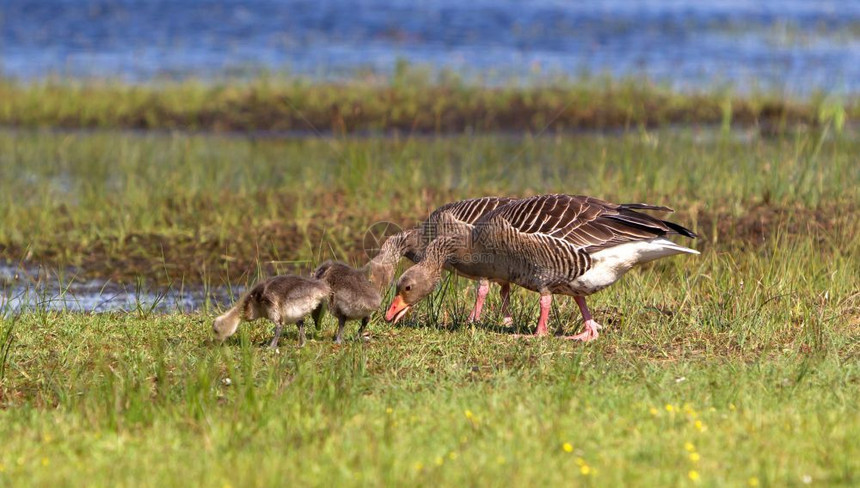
[474, 194, 697, 287]
[487, 194, 695, 253]
[428, 196, 517, 226]
[413, 196, 517, 254]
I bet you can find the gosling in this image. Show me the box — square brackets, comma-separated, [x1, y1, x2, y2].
[313, 260, 382, 344]
[212, 275, 330, 347]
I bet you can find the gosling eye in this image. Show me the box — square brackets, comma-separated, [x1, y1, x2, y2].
[404, 285, 412, 292]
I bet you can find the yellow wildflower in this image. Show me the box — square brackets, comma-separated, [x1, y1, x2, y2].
[748, 477, 760, 487]
[689, 470, 700, 481]
[665, 404, 675, 413]
[464, 410, 473, 419]
[729, 403, 737, 411]
[435, 457, 444, 466]
[385, 407, 393, 414]
[562, 442, 574, 453]
[689, 452, 700, 462]
[694, 420, 706, 432]
[496, 456, 506, 465]
[41, 458, 49, 467]
[684, 442, 696, 452]
[649, 407, 659, 416]
[580, 465, 591, 475]
[414, 462, 424, 472]
[448, 451, 458, 460]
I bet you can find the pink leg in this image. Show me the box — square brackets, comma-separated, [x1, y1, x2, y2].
[499, 282, 513, 326]
[564, 296, 602, 342]
[468, 280, 490, 322]
[535, 294, 552, 335]
[513, 294, 552, 338]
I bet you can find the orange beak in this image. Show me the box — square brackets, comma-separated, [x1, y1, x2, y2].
[385, 295, 411, 324]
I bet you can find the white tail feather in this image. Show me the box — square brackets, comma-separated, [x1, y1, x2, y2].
[648, 237, 700, 256]
[570, 237, 700, 295]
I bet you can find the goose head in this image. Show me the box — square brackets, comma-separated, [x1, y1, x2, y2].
[384, 265, 438, 324]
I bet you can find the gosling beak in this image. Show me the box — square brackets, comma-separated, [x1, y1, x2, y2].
[385, 295, 411, 324]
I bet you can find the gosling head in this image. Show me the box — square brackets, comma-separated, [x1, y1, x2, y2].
[384, 265, 438, 324]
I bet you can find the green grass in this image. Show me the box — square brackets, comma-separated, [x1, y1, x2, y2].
[0, 242, 857, 486]
[0, 69, 855, 133]
[0, 123, 858, 486]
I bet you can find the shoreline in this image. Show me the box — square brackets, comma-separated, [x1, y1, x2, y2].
[2, 74, 854, 134]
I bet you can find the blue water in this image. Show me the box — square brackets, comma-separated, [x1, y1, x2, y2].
[3, 1, 860, 92]
[0, 262, 234, 313]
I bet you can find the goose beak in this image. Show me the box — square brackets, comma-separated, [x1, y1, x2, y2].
[385, 295, 411, 324]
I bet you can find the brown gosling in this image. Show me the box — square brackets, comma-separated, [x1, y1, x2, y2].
[312, 260, 382, 344]
[307, 232, 414, 344]
[213, 275, 330, 347]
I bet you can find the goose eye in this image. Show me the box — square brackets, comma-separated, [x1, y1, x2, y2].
[405, 285, 412, 292]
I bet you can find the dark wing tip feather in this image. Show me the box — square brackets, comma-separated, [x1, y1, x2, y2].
[619, 203, 675, 213]
[604, 208, 697, 240]
[618, 203, 696, 238]
[663, 220, 698, 238]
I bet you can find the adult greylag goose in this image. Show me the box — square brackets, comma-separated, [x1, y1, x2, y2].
[385, 194, 698, 341]
[399, 196, 516, 323]
[213, 275, 329, 347]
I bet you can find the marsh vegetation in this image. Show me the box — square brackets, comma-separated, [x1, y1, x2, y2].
[0, 81, 857, 486]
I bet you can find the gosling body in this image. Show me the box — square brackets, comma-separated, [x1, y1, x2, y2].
[213, 275, 329, 347]
[313, 260, 382, 344]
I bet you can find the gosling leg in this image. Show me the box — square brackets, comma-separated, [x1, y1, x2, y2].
[270, 322, 284, 348]
[358, 316, 369, 340]
[311, 303, 325, 330]
[334, 316, 346, 344]
[296, 319, 306, 347]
